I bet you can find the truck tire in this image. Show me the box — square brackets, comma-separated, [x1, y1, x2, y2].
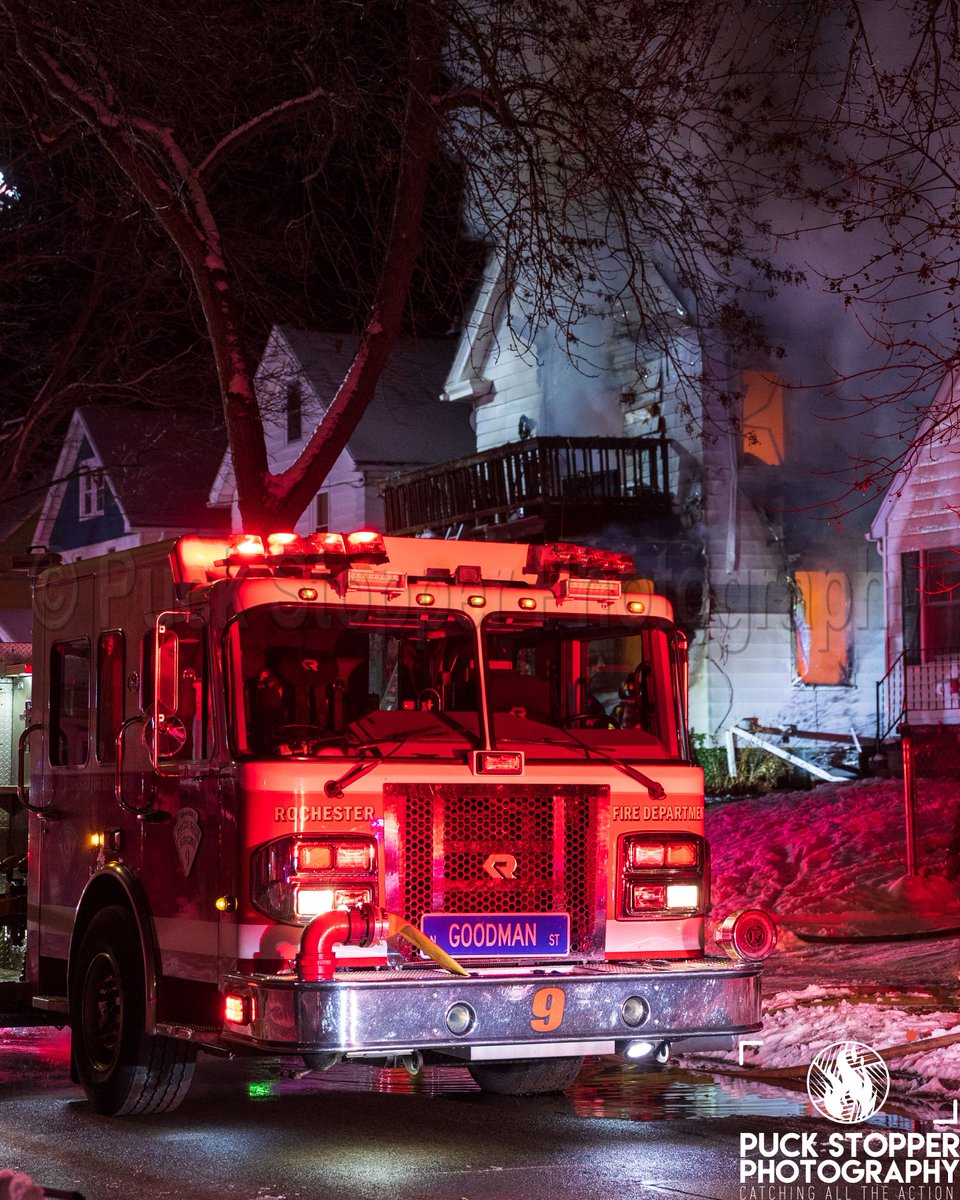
[71, 905, 196, 1115]
[467, 1056, 584, 1096]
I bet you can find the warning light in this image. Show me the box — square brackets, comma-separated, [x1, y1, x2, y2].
[518, 597, 537, 610]
[467, 595, 486, 608]
[266, 532, 304, 555]
[415, 593, 435, 607]
[345, 530, 386, 558]
[215, 894, 238, 913]
[298, 587, 318, 601]
[316, 532, 346, 554]
[229, 534, 265, 558]
[626, 599, 646, 614]
[224, 993, 251, 1024]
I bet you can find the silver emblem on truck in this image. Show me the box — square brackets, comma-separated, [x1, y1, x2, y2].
[174, 807, 202, 876]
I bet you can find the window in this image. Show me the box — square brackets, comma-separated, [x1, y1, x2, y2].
[742, 371, 784, 465]
[315, 491, 329, 533]
[96, 630, 126, 763]
[902, 548, 960, 663]
[50, 639, 91, 766]
[152, 618, 210, 761]
[285, 381, 302, 443]
[794, 571, 851, 685]
[78, 459, 105, 519]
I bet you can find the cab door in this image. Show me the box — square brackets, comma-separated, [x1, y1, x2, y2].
[140, 612, 222, 1018]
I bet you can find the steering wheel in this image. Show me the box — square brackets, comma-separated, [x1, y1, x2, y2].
[275, 724, 345, 754]
[561, 712, 602, 727]
[277, 724, 328, 740]
[562, 711, 615, 729]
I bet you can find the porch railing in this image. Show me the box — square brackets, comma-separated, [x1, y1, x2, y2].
[381, 435, 672, 536]
[875, 647, 960, 745]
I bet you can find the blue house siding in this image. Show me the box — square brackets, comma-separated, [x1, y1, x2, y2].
[49, 437, 126, 552]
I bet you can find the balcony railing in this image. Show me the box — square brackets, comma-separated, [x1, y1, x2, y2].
[382, 435, 672, 537]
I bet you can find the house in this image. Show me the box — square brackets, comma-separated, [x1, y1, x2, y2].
[209, 326, 473, 535]
[382, 255, 884, 745]
[868, 368, 960, 737]
[33, 407, 230, 563]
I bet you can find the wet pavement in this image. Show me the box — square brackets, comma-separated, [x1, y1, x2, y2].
[0, 1025, 936, 1200]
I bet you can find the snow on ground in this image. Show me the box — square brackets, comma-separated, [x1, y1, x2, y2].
[688, 778, 960, 1109]
[708, 777, 960, 926]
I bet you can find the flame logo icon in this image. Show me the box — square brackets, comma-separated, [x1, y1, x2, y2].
[806, 1040, 890, 1123]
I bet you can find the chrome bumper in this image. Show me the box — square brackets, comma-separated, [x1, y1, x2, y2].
[219, 958, 762, 1059]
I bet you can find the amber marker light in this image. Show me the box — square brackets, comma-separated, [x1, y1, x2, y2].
[298, 587, 318, 601]
[89, 833, 103, 849]
[415, 593, 435, 607]
[626, 599, 646, 614]
[215, 895, 238, 913]
[518, 596, 537, 610]
[467, 595, 486, 608]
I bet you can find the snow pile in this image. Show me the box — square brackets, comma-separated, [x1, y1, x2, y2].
[692, 778, 960, 1106]
[708, 777, 960, 930]
[747, 991, 960, 1098]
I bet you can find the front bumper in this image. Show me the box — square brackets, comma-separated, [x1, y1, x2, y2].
[220, 957, 762, 1059]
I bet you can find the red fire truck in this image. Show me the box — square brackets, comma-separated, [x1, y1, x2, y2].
[4, 530, 774, 1115]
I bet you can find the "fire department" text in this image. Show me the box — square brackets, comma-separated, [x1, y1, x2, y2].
[612, 804, 704, 822]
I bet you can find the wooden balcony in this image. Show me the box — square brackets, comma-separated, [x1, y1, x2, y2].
[382, 436, 673, 538]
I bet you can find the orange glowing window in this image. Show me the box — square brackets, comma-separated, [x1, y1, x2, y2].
[794, 571, 851, 686]
[742, 370, 784, 465]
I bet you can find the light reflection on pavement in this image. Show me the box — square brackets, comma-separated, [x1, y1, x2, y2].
[0, 1025, 820, 1121]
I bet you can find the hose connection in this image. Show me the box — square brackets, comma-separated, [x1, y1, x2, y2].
[297, 903, 470, 982]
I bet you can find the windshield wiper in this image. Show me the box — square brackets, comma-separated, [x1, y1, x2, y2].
[495, 731, 666, 801]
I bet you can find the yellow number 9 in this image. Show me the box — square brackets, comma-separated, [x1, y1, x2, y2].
[530, 986, 565, 1032]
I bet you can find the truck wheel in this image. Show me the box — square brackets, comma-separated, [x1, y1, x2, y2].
[467, 1056, 584, 1096]
[71, 905, 196, 1115]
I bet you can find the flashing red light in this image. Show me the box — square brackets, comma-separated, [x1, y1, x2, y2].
[525, 542, 635, 578]
[315, 532, 346, 554]
[224, 993, 251, 1024]
[266, 532, 304, 555]
[230, 534, 265, 558]
[346, 529, 386, 558]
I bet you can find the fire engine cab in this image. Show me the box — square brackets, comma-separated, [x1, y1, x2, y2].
[8, 531, 774, 1114]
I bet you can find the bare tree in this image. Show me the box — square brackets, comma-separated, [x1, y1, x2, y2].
[0, 0, 833, 529]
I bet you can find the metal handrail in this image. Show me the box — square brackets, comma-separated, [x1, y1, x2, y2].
[115, 715, 153, 816]
[875, 649, 906, 749]
[16, 722, 50, 815]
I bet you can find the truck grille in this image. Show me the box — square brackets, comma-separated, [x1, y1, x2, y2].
[387, 783, 606, 958]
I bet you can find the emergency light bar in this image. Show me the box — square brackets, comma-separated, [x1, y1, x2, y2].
[172, 529, 392, 584]
[525, 542, 635, 580]
[225, 529, 388, 564]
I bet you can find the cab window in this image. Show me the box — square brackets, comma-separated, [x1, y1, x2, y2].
[50, 638, 90, 767]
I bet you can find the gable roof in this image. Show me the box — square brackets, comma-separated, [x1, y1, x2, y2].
[275, 327, 473, 463]
[36, 406, 230, 552]
[78, 406, 230, 529]
[868, 368, 959, 542]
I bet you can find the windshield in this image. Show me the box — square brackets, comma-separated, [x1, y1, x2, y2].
[482, 612, 687, 761]
[227, 605, 480, 758]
